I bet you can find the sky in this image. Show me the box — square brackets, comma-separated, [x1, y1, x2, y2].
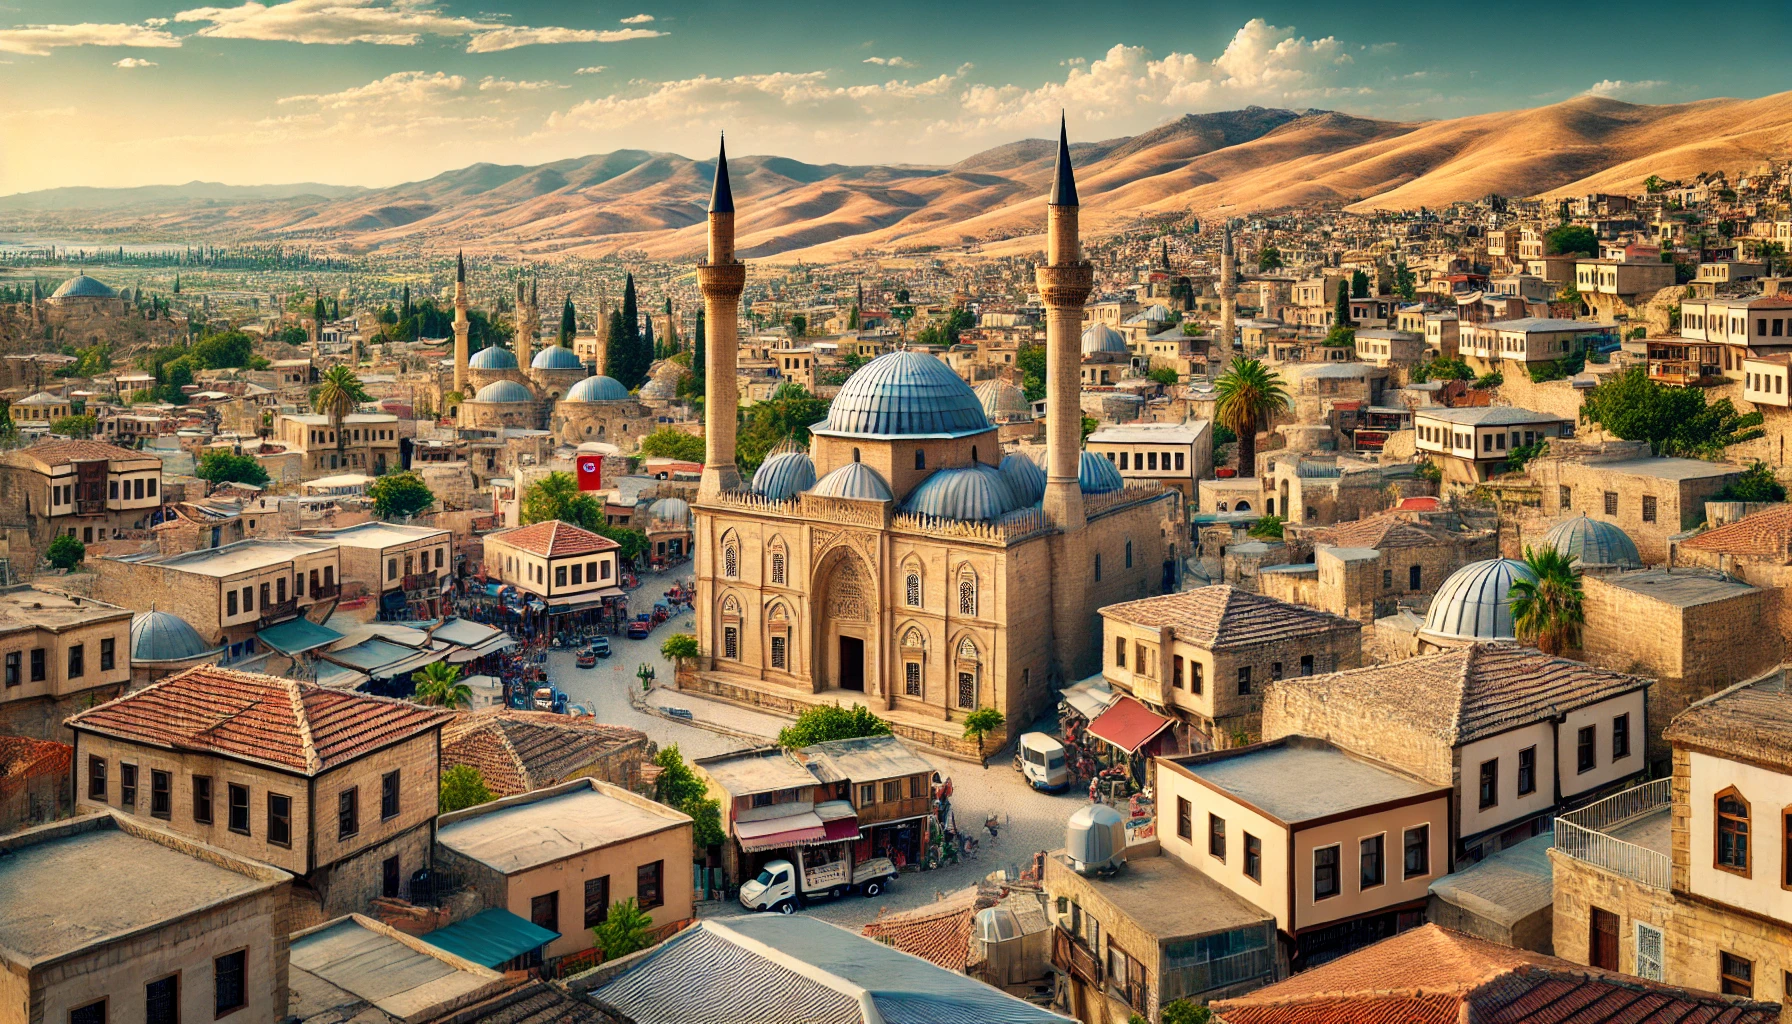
[3, 0, 1791, 196]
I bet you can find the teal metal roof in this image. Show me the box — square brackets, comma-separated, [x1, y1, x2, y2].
[130, 611, 221, 663]
[750, 451, 816, 500]
[51, 274, 117, 299]
[530, 345, 585, 370]
[812, 350, 992, 440]
[564, 374, 630, 402]
[811, 461, 892, 501]
[258, 618, 344, 657]
[469, 346, 518, 370]
[1000, 452, 1046, 505]
[473, 380, 533, 403]
[1544, 514, 1642, 570]
[418, 910, 558, 969]
[1081, 323, 1128, 355]
[903, 464, 1022, 521]
[1079, 450, 1124, 494]
[1422, 558, 1539, 642]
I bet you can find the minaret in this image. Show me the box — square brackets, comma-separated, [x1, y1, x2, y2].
[1219, 221, 1236, 354]
[452, 252, 470, 395]
[515, 278, 536, 369]
[1038, 114, 1093, 533]
[697, 135, 746, 499]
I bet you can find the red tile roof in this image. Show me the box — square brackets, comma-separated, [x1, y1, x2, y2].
[0, 735, 71, 788]
[1100, 586, 1361, 651]
[441, 708, 648, 797]
[495, 521, 619, 559]
[23, 438, 159, 467]
[1680, 503, 1792, 557]
[859, 886, 988, 972]
[67, 665, 453, 775]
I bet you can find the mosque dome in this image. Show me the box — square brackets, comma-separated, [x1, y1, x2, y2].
[473, 379, 534, 404]
[564, 375, 631, 403]
[1079, 450, 1125, 495]
[131, 610, 217, 664]
[51, 274, 117, 300]
[648, 497, 692, 525]
[999, 452, 1046, 506]
[1543, 515, 1642, 570]
[902, 463, 1021, 522]
[1421, 558, 1539, 643]
[531, 345, 585, 370]
[468, 346, 518, 370]
[813, 350, 991, 439]
[751, 450, 817, 501]
[974, 378, 1031, 423]
[1081, 323, 1128, 355]
[1140, 304, 1171, 322]
[811, 462, 893, 501]
[639, 375, 678, 400]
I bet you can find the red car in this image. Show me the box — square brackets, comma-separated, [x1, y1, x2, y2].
[626, 621, 652, 640]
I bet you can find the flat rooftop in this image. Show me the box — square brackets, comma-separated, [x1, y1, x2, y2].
[436, 783, 687, 874]
[308, 521, 449, 549]
[1598, 568, 1759, 608]
[1427, 833, 1553, 929]
[289, 915, 501, 1022]
[1575, 457, 1739, 481]
[1049, 850, 1270, 941]
[1174, 739, 1442, 824]
[696, 747, 819, 796]
[0, 586, 129, 633]
[141, 537, 335, 576]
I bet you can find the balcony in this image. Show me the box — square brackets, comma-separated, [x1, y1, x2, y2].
[304, 583, 340, 603]
[1051, 927, 1101, 988]
[75, 499, 105, 516]
[1553, 778, 1672, 889]
[401, 571, 439, 594]
[258, 597, 299, 627]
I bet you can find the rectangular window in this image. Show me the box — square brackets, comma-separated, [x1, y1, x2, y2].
[268, 793, 291, 848]
[1404, 825, 1430, 878]
[241, 586, 252, 611]
[637, 860, 664, 910]
[1176, 797, 1192, 841]
[601, 561, 611, 579]
[259, 583, 269, 610]
[1360, 834, 1385, 889]
[381, 770, 400, 820]
[1135, 643, 1147, 675]
[1175, 452, 1185, 471]
[1518, 747, 1537, 796]
[1270, 661, 1283, 681]
[584, 876, 611, 928]
[150, 769, 171, 819]
[883, 780, 901, 803]
[1191, 662, 1203, 694]
[4, 651, 17, 687]
[145, 974, 178, 1024]
[858, 783, 875, 805]
[1237, 666, 1251, 695]
[30, 648, 43, 682]
[1244, 834, 1262, 882]
[1718, 791, 1750, 872]
[100, 637, 115, 672]
[120, 763, 137, 808]
[530, 892, 559, 933]
[1577, 725, 1597, 773]
[67, 643, 83, 679]
[338, 787, 359, 839]
[70, 1001, 106, 1024]
[1208, 814, 1226, 860]
[228, 783, 249, 834]
[1721, 952, 1754, 997]
[1641, 495, 1657, 523]
[1383, 568, 1393, 589]
[903, 660, 919, 695]
[1560, 485, 1572, 508]
[1612, 714, 1630, 760]
[1114, 637, 1126, 668]
[1313, 845, 1341, 900]
[227, 590, 238, 616]
[1603, 491, 1618, 516]
[276, 576, 287, 604]
[555, 566, 567, 587]
[214, 949, 247, 1016]
[1635, 922, 1664, 982]
[193, 775, 213, 824]
[1172, 656, 1184, 689]
[88, 755, 106, 800]
[1479, 759, 1498, 809]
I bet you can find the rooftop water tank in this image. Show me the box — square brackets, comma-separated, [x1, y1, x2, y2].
[1066, 804, 1126, 876]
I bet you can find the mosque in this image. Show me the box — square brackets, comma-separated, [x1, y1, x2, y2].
[682, 128, 1183, 753]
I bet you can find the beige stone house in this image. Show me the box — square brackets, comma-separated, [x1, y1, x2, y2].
[483, 520, 624, 609]
[301, 520, 453, 621]
[0, 811, 292, 1024]
[1261, 643, 1650, 863]
[1270, 510, 1498, 623]
[67, 665, 452, 921]
[1461, 318, 1609, 375]
[276, 412, 401, 477]
[0, 438, 164, 554]
[1527, 442, 1741, 563]
[0, 584, 132, 741]
[1414, 406, 1572, 485]
[441, 708, 650, 797]
[1085, 421, 1212, 502]
[1675, 502, 1792, 645]
[1679, 295, 1792, 381]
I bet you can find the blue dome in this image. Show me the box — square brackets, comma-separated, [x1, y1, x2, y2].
[1081, 323, 1128, 355]
[564, 375, 631, 402]
[1079, 450, 1124, 494]
[903, 463, 1021, 522]
[131, 610, 218, 663]
[469, 346, 518, 370]
[1422, 558, 1540, 643]
[473, 379, 534, 403]
[51, 274, 117, 300]
[814, 350, 992, 439]
[751, 451, 816, 500]
[1000, 452, 1046, 505]
[1543, 515, 1642, 570]
[648, 497, 692, 524]
[811, 462, 893, 501]
[531, 345, 585, 370]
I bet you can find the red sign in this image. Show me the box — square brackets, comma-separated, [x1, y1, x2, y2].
[577, 457, 603, 491]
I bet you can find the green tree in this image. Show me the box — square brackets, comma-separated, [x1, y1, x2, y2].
[1752, 240, 1787, 276]
[559, 296, 576, 346]
[368, 470, 435, 519]
[639, 428, 706, 462]
[411, 661, 471, 709]
[439, 764, 494, 813]
[1332, 278, 1352, 328]
[1582, 367, 1764, 457]
[1715, 461, 1787, 502]
[1392, 258, 1417, 301]
[1147, 366, 1179, 386]
[1015, 343, 1047, 402]
[195, 450, 270, 489]
[1643, 175, 1667, 194]
[1256, 245, 1283, 272]
[275, 325, 309, 347]
[660, 632, 699, 663]
[1247, 514, 1285, 539]
[1350, 269, 1370, 298]
[1509, 546, 1585, 656]
[49, 415, 97, 438]
[777, 703, 893, 748]
[652, 745, 724, 847]
[962, 707, 1005, 768]
[45, 534, 84, 571]
[737, 383, 829, 473]
[591, 898, 655, 961]
[312, 364, 368, 463]
[1544, 224, 1598, 258]
[1081, 415, 1099, 441]
[1214, 357, 1289, 478]
[189, 330, 255, 369]
[789, 313, 807, 338]
[1161, 1001, 1212, 1024]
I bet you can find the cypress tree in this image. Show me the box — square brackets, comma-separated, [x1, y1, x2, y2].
[605, 309, 628, 380]
[172, 274, 180, 295]
[402, 283, 411, 319]
[560, 297, 576, 346]
[642, 316, 655, 367]
[1333, 279, 1352, 328]
[693, 308, 706, 372]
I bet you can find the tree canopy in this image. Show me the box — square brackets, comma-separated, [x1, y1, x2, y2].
[195, 450, 270, 488]
[652, 745, 724, 847]
[1256, 245, 1283, 272]
[737, 383, 829, 473]
[1544, 224, 1598, 258]
[519, 471, 651, 562]
[1214, 357, 1289, 476]
[639, 428, 706, 462]
[438, 765, 494, 813]
[776, 703, 892, 749]
[1581, 367, 1764, 458]
[45, 535, 84, 571]
[1715, 461, 1787, 503]
[50, 415, 97, 439]
[368, 470, 435, 518]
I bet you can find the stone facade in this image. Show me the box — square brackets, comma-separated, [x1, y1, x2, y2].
[1526, 441, 1741, 564]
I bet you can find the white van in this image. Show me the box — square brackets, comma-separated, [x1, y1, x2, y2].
[1014, 732, 1069, 791]
[738, 850, 897, 914]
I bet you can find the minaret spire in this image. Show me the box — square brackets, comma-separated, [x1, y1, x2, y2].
[1219, 219, 1237, 356]
[698, 133, 746, 500]
[709, 134, 735, 215]
[1049, 112, 1078, 208]
[452, 251, 470, 396]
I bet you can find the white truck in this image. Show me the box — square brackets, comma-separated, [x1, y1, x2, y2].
[738, 850, 898, 914]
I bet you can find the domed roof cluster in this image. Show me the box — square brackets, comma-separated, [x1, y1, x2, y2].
[1080, 323, 1128, 356]
[973, 378, 1032, 423]
[648, 497, 692, 525]
[468, 345, 518, 370]
[1422, 558, 1539, 643]
[1000, 453, 1046, 505]
[1078, 450, 1125, 494]
[564, 375, 631, 403]
[473, 379, 534, 404]
[531, 345, 585, 370]
[751, 450, 816, 501]
[903, 463, 1022, 522]
[51, 274, 117, 300]
[811, 461, 893, 501]
[814, 351, 992, 440]
[131, 610, 218, 664]
[1543, 515, 1642, 570]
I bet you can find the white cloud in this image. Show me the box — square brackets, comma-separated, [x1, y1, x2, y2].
[0, 22, 181, 56]
[479, 75, 565, 92]
[464, 25, 662, 52]
[113, 57, 159, 67]
[863, 56, 915, 68]
[575, 65, 607, 75]
[175, 0, 493, 45]
[619, 13, 654, 24]
[1584, 78, 1666, 99]
[143, 18, 171, 27]
[280, 70, 466, 108]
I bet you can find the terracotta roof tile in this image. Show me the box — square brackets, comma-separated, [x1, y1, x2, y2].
[1100, 586, 1361, 651]
[1663, 668, 1792, 771]
[441, 709, 648, 797]
[21, 439, 158, 467]
[1311, 511, 1457, 551]
[66, 665, 452, 774]
[493, 521, 619, 559]
[1680, 503, 1792, 557]
[859, 886, 988, 973]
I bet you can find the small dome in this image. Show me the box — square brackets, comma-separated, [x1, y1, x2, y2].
[751, 451, 816, 500]
[1000, 452, 1046, 505]
[1081, 323, 1128, 355]
[815, 351, 992, 439]
[974, 378, 1031, 423]
[131, 610, 217, 663]
[973, 907, 1022, 944]
[639, 375, 678, 400]
[1422, 558, 1540, 643]
[531, 345, 585, 370]
[902, 463, 1020, 522]
[473, 379, 534, 403]
[1079, 450, 1124, 494]
[1543, 515, 1642, 570]
[564, 375, 631, 403]
[469, 346, 518, 370]
[811, 462, 893, 501]
[1140, 304, 1171, 322]
[51, 274, 117, 300]
[648, 497, 692, 525]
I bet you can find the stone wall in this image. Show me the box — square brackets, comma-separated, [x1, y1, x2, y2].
[1261, 681, 1454, 787]
[1547, 848, 1676, 975]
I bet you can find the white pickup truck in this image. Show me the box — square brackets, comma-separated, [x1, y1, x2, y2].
[738, 850, 898, 914]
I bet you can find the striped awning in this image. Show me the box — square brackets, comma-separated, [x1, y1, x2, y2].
[735, 811, 827, 853]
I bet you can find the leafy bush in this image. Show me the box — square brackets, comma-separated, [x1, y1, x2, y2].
[591, 898, 655, 961]
[1527, 353, 1584, 383]
[439, 765, 494, 813]
[1472, 371, 1504, 389]
[1410, 355, 1474, 383]
[1211, 422, 1237, 446]
[195, 450, 270, 488]
[1582, 367, 1765, 458]
[1148, 367, 1180, 386]
[652, 745, 724, 847]
[1414, 460, 1443, 483]
[1505, 439, 1549, 473]
[777, 703, 892, 748]
[639, 428, 706, 462]
[1714, 461, 1787, 503]
[45, 535, 85, 571]
[368, 471, 435, 519]
[1247, 514, 1285, 539]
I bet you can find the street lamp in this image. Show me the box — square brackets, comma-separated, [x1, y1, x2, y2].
[637, 663, 656, 692]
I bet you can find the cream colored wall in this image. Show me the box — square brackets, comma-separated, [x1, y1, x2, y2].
[1292, 796, 1447, 931]
[545, 550, 620, 597]
[1558, 690, 1647, 801]
[1458, 722, 1556, 840]
[218, 563, 304, 627]
[1685, 749, 1792, 921]
[0, 614, 130, 706]
[503, 823, 693, 959]
[311, 730, 439, 869]
[1156, 762, 1289, 930]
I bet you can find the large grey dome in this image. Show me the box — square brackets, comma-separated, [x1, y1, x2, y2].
[131, 610, 218, 663]
[564, 375, 631, 402]
[903, 464, 1021, 522]
[1081, 323, 1128, 355]
[974, 378, 1031, 423]
[751, 451, 816, 500]
[469, 345, 518, 370]
[1421, 558, 1539, 643]
[531, 345, 585, 370]
[813, 350, 992, 439]
[648, 497, 691, 524]
[473, 379, 534, 403]
[1543, 515, 1641, 570]
[811, 461, 893, 501]
[1000, 452, 1046, 505]
[51, 274, 117, 300]
[1079, 450, 1125, 494]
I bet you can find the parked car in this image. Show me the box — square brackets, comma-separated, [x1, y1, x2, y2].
[591, 636, 612, 658]
[739, 853, 897, 913]
[1014, 732, 1070, 791]
[575, 649, 598, 669]
[626, 620, 652, 640]
[664, 707, 694, 721]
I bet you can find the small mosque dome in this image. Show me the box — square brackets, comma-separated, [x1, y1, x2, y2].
[564, 375, 631, 403]
[648, 497, 692, 525]
[469, 346, 519, 370]
[473, 379, 534, 404]
[131, 610, 217, 663]
[531, 345, 585, 370]
[1543, 514, 1642, 570]
[1421, 558, 1540, 643]
[814, 351, 991, 439]
[811, 462, 893, 501]
[1079, 450, 1124, 494]
[1080, 323, 1128, 355]
[751, 451, 816, 501]
[639, 375, 678, 400]
[903, 463, 1021, 522]
[51, 274, 117, 300]
[974, 378, 1031, 423]
[1000, 452, 1046, 506]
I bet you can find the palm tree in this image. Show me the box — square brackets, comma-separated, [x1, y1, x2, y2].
[313, 365, 366, 467]
[411, 661, 471, 709]
[1509, 546, 1586, 656]
[1213, 356, 1289, 479]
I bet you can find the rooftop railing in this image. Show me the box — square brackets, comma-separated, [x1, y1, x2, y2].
[1553, 778, 1671, 890]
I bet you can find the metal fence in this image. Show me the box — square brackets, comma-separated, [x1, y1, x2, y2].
[1159, 946, 1276, 1003]
[1553, 778, 1671, 889]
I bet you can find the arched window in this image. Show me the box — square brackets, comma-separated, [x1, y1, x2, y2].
[1125, 539, 1133, 569]
[1716, 787, 1750, 874]
[852, 447, 861, 463]
[957, 573, 977, 616]
[901, 628, 925, 697]
[905, 571, 921, 607]
[954, 636, 979, 710]
[971, 445, 978, 463]
[768, 605, 790, 670]
[721, 596, 742, 661]
[770, 550, 787, 586]
[723, 543, 739, 578]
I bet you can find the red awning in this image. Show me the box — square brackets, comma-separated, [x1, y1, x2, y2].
[1086, 694, 1175, 754]
[734, 811, 827, 853]
[823, 817, 861, 842]
[1396, 496, 1440, 512]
